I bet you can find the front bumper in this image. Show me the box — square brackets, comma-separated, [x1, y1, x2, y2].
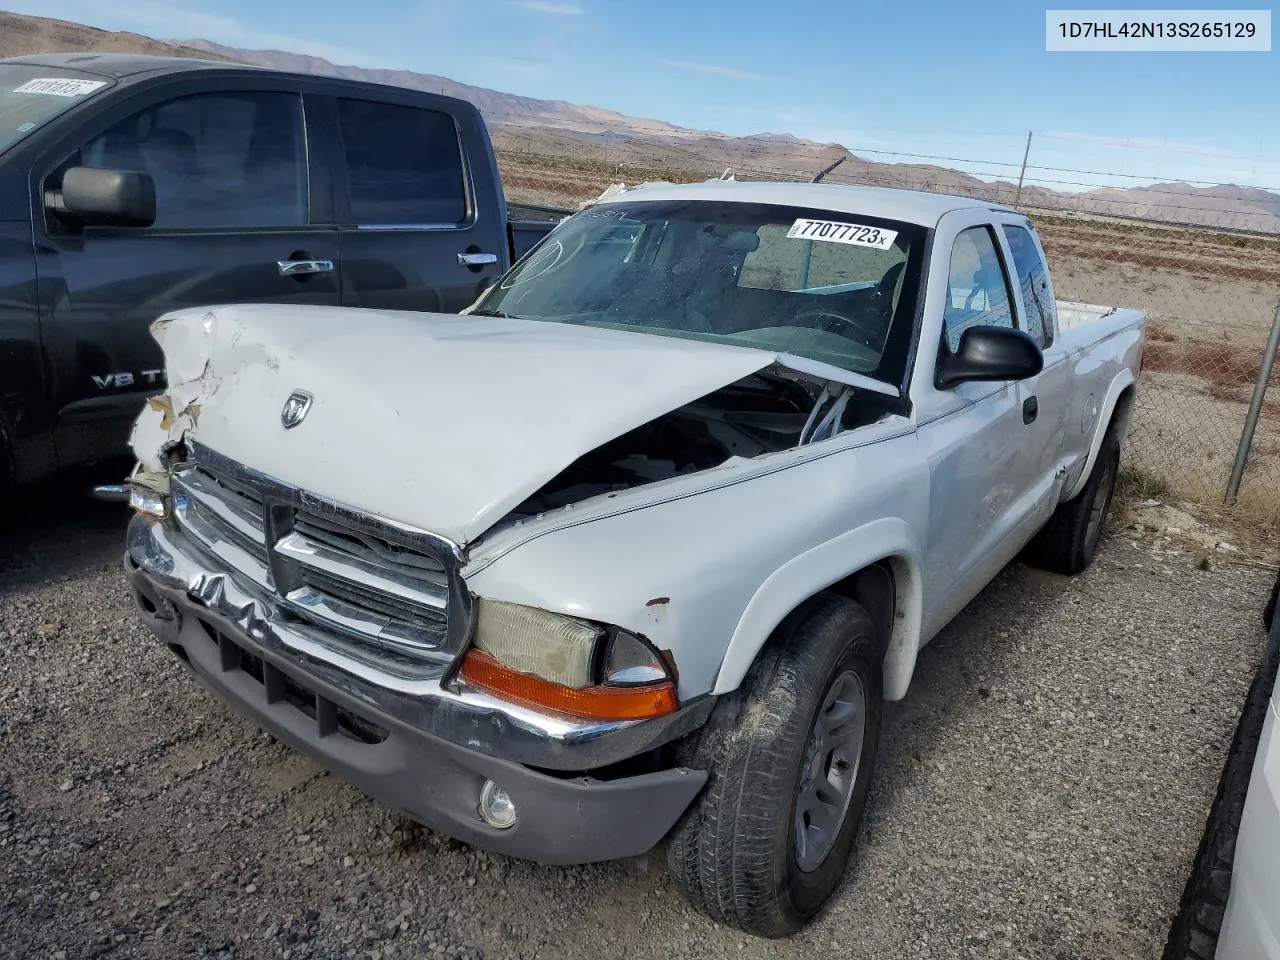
[124, 514, 709, 865]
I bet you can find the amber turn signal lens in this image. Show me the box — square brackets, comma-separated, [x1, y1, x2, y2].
[460, 650, 678, 721]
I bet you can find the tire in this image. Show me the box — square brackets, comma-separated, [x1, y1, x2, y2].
[0, 432, 13, 527]
[1024, 426, 1121, 576]
[1263, 570, 1278, 633]
[665, 594, 883, 938]
[1162, 632, 1280, 960]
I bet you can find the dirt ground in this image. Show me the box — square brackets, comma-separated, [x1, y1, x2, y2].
[2, 483, 1275, 960]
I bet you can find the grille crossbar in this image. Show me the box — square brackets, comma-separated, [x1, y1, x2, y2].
[170, 444, 465, 676]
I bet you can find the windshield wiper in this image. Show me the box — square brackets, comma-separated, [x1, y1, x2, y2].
[469, 308, 517, 319]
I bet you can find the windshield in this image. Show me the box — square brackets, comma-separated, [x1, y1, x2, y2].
[0, 66, 113, 156]
[474, 198, 928, 386]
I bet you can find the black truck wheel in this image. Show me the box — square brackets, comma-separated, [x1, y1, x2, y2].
[1263, 569, 1278, 632]
[0, 430, 12, 525]
[1024, 426, 1120, 576]
[665, 594, 882, 937]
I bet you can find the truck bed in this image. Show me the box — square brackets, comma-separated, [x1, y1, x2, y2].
[1056, 300, 1145, 352]
[1057, 300, 1122, 332]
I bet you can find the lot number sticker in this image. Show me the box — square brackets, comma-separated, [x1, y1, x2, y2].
[13, 78, 109, 98]
[787, 218, 897, 250]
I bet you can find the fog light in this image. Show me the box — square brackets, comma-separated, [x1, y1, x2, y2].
[478, 780, 517, 829]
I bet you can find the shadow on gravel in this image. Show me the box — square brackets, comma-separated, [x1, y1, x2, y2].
[0, 461, 134, 596]
[855, 554, 1072, 851]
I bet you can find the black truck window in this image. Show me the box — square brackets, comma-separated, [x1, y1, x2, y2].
[336, 98, 467, 226]
[80, 91, 307, 229]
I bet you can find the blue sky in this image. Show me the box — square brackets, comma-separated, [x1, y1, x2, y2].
[14, 0, 1280, 190]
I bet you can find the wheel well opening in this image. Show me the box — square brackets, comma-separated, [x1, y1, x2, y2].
[824, 561, 895, 657]
[1111, 384, 1136, 438]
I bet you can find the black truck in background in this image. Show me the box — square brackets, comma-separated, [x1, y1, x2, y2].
[0, 52, 561, 494]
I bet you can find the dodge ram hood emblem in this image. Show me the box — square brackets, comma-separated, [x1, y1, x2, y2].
[281, 390, 313, 429]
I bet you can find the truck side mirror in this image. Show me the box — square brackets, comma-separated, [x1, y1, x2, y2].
[935, 325, 1043, 389]
[51, 167, 156, 228]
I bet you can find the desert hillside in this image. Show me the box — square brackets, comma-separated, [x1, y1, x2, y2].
[3, 10, 1277, 232]
[0, 11, 225, 61]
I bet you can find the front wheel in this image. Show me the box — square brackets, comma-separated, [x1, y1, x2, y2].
[665, 594, 882, 937]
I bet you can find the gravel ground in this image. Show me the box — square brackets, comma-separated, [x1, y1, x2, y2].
[1, 485, 1274, 960]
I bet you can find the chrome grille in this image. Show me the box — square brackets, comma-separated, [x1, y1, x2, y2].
[170, 442, 463, 676]
[295, 566, 446, 631]
[293, 512, 447, 582]
[172, 467, 270, 573]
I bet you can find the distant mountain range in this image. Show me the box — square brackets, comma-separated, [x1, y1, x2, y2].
[181, 38, 708, 141]
[4, 11, 1278, 233]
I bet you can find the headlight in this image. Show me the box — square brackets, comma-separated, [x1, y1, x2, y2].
[461, 598, 678, 721]
[473, 599, 601, 687]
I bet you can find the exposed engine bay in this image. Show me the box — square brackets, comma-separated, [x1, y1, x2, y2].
[507, 370, 901, 518]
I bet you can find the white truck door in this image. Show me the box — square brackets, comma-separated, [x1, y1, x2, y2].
[915, 222, 1034, 636]
[997, 217, 1072, 535]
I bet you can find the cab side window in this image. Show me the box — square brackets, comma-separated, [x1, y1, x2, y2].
[335, 98, 467, 226]
[942, 226, 1014, 352]
[79, 91, 307, 229]
[1002, 223, 1056, 347]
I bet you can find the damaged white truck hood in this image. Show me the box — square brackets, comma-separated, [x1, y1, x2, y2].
[132, 303, 892, 546]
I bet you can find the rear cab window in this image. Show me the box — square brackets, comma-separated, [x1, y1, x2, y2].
[1001, 223, 1056, 347]
[0, 65, 113, 156]
[739, 223, 908, 297]
[335, 98, 468, 226]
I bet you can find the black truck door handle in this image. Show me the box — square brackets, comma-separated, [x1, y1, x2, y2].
[278, 258, 334, 278]
[1023, 396, 1039, 424]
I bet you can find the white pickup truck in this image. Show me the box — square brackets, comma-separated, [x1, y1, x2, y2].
[121, 180, 1145, 937]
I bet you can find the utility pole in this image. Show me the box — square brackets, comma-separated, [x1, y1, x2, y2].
[1014, 130, 1032, 207]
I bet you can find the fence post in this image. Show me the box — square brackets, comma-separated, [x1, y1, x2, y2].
[1013, 130, 1032, 207]
[1226, 300, 1280, 503]
[811, 156, 846, 183]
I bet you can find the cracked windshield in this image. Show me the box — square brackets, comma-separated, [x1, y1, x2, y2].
[474, 199, 927, 385]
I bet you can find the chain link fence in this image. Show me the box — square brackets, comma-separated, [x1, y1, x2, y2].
[497, 131, 1280, 523]
[1035, 222, 1280, 519]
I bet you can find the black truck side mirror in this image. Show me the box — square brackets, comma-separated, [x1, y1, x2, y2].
[935, 325, 1044, 389]
[50, 167, 156, 228]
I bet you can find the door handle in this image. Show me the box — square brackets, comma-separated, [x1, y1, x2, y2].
[277, 259, 335, 277]
[1023, 396, 1039, 424]
[457, 251, 499, 266]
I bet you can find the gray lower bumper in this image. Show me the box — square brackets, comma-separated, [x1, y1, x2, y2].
[124, 515, 709, 865]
